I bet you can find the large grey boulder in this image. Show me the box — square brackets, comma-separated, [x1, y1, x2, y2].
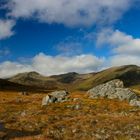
[113, 88, 137, 101]
[87, 79, 123, 98]
[42, 90, 69, 106]
[49, 90, 68, 99]
[87, 79, 138, 102]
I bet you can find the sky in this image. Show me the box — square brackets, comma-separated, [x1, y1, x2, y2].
[0, 0, 140, 78]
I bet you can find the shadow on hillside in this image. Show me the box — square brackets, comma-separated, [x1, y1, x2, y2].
[0, 123, 41, 140]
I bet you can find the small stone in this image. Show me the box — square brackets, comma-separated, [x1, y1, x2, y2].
[21, 111, 26, 117]
[73, 98, 80, 102]
[95, 134, 102, 139]
[101, 129, 105, 133]
[72, 129, 77, 133]
[74, 104, 81, 110]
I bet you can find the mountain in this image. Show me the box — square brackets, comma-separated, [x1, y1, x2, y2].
[7, 65, 140, 91]
[8, 71, 62, 90]
[76, 65, 140, 90]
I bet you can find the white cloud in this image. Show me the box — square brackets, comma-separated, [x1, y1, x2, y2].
[7, 0, 132, 27]
[0, 19, 15, 40]
[0, 53, 104, 78]
[0, 61, 33, 78]
[96, 29, 140, 67]
[97, 29, 140, 55]
[109, 55, 140, 67]
[32, 53, 104, 75]
[112, 32, 140, 55]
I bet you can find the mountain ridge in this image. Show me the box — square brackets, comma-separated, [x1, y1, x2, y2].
[2, 65, 140, 92]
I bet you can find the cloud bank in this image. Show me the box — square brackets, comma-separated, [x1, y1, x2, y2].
[7, 0, 132, 27]
[0, 53, 104, 78]
[97, 29, 140, 66]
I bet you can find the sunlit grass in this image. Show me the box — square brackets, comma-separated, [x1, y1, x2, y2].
[0, 91, 140, 139]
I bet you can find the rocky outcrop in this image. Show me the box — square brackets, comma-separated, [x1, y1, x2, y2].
[42, 90, 69, 106]
[87, 79, 140, 106]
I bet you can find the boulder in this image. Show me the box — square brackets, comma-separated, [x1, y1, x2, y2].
[49, 90, 68, 98]
[87, 79, 138, 102]
[42, 90, 69, 106]
[114, 88, 138, 101]
[42, 95, 50, 106]
[87, 79, 123, 98]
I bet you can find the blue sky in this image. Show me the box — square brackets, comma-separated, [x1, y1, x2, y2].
[0, 0, 140, 77]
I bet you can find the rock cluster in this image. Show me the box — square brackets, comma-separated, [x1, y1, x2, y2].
[87, 79, 140, 107]
[42, 90, 69, 106]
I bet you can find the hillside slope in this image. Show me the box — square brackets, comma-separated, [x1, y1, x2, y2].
[76, 65, 140, 90]
[0, 79, 38, 92]
[7, 65, 140, 91]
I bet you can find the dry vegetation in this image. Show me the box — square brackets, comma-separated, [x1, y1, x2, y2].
[0, 90, 140, 140]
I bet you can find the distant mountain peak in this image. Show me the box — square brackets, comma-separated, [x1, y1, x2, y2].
[26, 71, 41, 77]
[11, 71, 42, 78]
